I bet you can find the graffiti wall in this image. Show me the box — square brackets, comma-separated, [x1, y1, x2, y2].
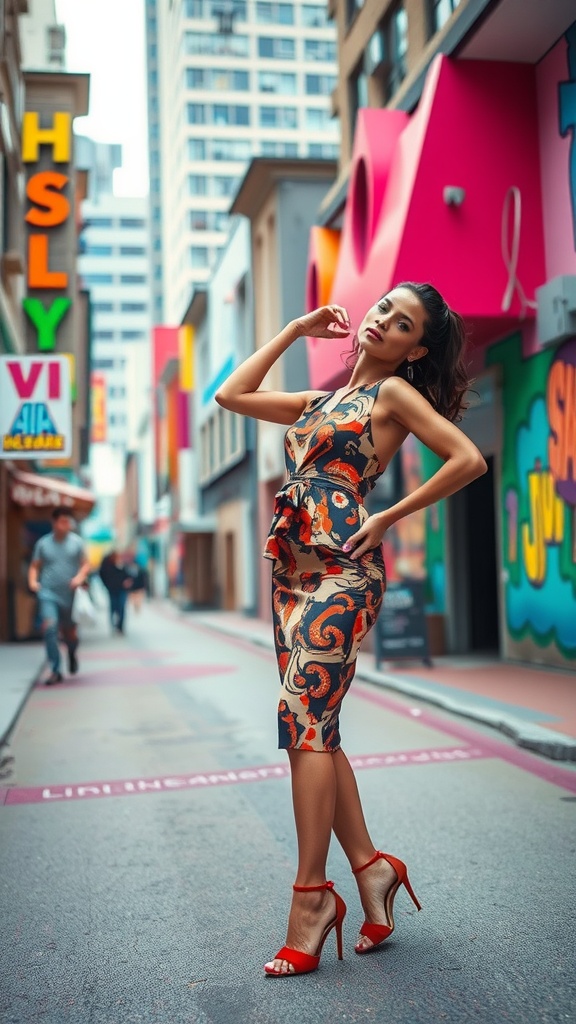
[485, 335, 576, 664]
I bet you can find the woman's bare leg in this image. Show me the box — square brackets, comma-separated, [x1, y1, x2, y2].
[331, 748, 377, 869]
[265, 749, 340, 974]
[332, 748, 397, 951]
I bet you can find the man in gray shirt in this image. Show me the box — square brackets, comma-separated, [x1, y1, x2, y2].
[28, 506, 90, 685]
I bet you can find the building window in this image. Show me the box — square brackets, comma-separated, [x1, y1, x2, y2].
[211, 138, 252, 160]
[187, 103, 206, 124]
[200, 409, 245, 482]
[261, 140, 299, 157]
[92, 302, 114, 312]
[183, 0, 203, 14]
[85, 244, 113, 256]
[258, 71, 297, 94]
[259, 106, 298, 128]
[213, 104, 250, 126]
[83, 273, 114, 285]
[121, 302, 147, 312]
[188, 138, 207, 160]
[120, 274, 146, 284]
[92, 358, 115, 369]
[191, 244, 216, 265]
[184, 30, 250, 57]
[185, 67, 249, 90]
[258, 36, 295, 59]
[367, 4, 408, 103]
[213, 176, 238, 197]
[349, 59, 368, 138]
[305, 73, 337, 95]
[119, 246, 146, 256]
[256, 2, 294, 24]
[121, 331, 145, 340]
[304, 39, 336, 62]
[301, 4, 329, 27]
[189, 174, 208, 195]
[88, 217, 113, 228]
[184, 0, 247, 20]
[94, 330, 114, 340]
[308, 142, 339, 158]
[305, 107, 332, 131]
[430, 0, 461, 33]
[190, 209, 209, 231]
[119, 218, 145, 228]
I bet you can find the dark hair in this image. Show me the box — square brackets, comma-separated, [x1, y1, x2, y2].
[344, 281, 471, 422]
[52, 505, 72, 521]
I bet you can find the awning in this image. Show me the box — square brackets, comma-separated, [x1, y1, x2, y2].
[8, 467, 95, 515]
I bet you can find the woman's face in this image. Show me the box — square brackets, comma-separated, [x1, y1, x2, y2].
[357, 287, 428, 367]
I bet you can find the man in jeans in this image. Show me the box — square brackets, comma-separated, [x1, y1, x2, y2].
[99, 551, 132, 634]
[28, 506, 90, 685]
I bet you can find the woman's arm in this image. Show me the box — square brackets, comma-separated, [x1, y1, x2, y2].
[345, 377, 487, 559]
[215, 305, 350, 425]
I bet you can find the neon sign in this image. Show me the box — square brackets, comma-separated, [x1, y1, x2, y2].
[21, 112, 73, 351]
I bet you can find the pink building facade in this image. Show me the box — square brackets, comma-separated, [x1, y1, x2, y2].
[305, 27, 576, 669]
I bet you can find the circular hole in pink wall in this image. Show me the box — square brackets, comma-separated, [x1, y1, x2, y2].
[352, 157, 369, 272]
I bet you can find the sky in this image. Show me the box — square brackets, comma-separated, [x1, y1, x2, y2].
[55, 0, 149, 196]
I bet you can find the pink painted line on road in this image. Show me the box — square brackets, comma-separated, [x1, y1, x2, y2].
[34, 663, 235, 689]
[134, 610, 576, 793]
[352, 682, 576, 795]
[0, 745, 487, 806]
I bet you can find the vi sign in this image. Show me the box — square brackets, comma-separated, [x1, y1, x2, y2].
[0, 356, 72, 458]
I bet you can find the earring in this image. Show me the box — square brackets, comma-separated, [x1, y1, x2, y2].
[407, 362, 414, 381]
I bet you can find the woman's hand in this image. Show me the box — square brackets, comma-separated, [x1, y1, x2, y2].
[295, 305, 351, 339]
[342, 511, 392, 560]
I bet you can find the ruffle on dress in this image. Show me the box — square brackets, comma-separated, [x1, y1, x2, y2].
[263, 473, 369, 561]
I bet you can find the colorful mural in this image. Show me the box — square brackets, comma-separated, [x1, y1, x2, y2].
[487, 335, 576, 658]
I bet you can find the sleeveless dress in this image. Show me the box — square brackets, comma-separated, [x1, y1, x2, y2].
[263, 381, 387, 753]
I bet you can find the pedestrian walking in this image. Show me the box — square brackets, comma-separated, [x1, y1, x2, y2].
[125, 552, 148, 613]
[28, 506, 91, 685]
[216, 283, 487, 976]
[99, 551, 132, 634]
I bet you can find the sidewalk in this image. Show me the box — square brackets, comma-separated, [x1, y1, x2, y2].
[189, 607, 576, 763]
[0, 641, 45, 748]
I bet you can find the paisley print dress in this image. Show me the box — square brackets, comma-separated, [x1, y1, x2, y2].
[263, 381, 387, 753]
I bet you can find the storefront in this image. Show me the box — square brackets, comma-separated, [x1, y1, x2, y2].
[5, 465, 94, 640]
[306, 22, 576, 668]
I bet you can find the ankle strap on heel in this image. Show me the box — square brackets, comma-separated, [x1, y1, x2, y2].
[293, 880, 334, 893]
[352, 851, 384, 875]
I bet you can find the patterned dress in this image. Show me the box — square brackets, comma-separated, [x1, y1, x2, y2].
[263, 381, 388, 753]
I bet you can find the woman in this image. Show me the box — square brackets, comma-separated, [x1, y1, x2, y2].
[215, 283, 487, 977]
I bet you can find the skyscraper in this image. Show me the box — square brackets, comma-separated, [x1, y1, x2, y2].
[145, 0, 339, 324]
[76, 138, 155, 537]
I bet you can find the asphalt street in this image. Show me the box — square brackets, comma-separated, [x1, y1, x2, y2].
[1, 600, 575, 1024]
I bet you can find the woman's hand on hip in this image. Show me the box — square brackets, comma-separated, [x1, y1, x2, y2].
[295, 305, 351, 339]
[342, 512, 392, 560]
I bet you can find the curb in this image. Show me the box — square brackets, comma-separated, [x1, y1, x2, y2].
[194, 615, 576, 764]
[0, 656, 45, 749]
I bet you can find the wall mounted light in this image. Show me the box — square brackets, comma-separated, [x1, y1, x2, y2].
[443, 186, 466, 206]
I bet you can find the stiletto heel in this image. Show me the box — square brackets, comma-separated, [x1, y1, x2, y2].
[264, 880, 347, 976]
[352, 851, 421, 954]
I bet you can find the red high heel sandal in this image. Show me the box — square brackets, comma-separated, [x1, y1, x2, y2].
[352, 851, 421, 954]
[264, 880, 347, 976]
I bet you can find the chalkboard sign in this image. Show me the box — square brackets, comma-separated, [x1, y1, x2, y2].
[375, 578, 432, 667]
